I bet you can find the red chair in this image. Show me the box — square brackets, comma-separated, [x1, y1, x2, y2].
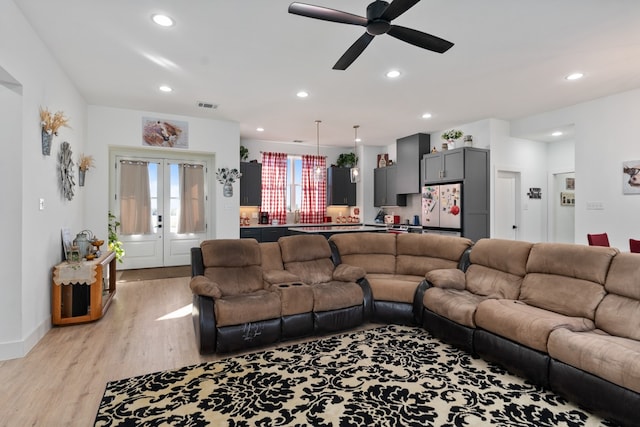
[587, 233, 610, 247]
[630, 239, 640, 253]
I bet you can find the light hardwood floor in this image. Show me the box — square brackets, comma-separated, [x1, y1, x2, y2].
[0, 277, 223, 426]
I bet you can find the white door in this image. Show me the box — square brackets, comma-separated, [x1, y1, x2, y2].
[494, 170, 520, 240]
[113, 155, 208, 269]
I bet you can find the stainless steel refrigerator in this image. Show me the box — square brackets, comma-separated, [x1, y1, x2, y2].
[421, 183, 462, 235]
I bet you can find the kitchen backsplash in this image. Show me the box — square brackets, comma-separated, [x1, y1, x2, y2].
[378, 194, 422, 225]
[239, 205, 362, 225]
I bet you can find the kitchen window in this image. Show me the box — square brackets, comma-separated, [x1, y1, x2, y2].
[287, 156, 302, 212]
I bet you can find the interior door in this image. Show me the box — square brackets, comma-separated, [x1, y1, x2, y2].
[113, 156, 208, 269]
[494, 170, 520, 240]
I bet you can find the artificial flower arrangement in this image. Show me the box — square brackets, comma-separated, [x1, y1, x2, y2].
[216, 167, 242, 184]
[78, 153, 95, 171]
[39, 106, 70, 136]
[441, 129, 464, 141]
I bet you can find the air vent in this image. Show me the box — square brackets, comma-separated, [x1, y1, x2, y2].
[293, 140, 304, 143]
[197, 101, 218, 109]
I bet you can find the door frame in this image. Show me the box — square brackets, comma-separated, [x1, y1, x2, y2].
[548, 168, 575, 243]
[109, 147, 215, 269]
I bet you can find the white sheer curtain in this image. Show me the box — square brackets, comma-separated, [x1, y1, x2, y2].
[178, 163, 205, 234]
[120, 161, 152, 235]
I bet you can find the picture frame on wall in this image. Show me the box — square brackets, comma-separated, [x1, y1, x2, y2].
[560, 192, 575, 206]
[142, 117, 189, 149]
[623, 160, 640, 194]
[566, 177, 575, 190]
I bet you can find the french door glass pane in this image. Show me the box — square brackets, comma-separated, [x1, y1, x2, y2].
[169, 163, 180, 233]
[148, 162, 159, 233]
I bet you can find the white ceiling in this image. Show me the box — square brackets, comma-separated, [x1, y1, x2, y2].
[15, 0, 640, 147]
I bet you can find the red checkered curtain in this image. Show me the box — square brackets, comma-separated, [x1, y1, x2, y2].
[300, 154, 327, 223]
[260, 152, 288, 224]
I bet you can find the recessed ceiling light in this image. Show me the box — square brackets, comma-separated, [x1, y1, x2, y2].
[159, 85, 172, 92]
[422, 113, 432, 119]
[386, 70, 401, 78]
[152, 14, 174, 27]
[565, 72, 584, 81]
[296, 91, 309, 98]
[551, 131, 563, 137]
[355, 137, 362, 142]
[256, 127, 264, 132]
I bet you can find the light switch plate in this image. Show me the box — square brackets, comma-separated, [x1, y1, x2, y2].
[39, 198, 45, 210]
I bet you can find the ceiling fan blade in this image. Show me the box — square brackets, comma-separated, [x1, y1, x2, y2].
[288, 2, 367, 26]
[387, 25, 454, 53]
[380, 0, 421, 21]
[333, 33, 375, 70]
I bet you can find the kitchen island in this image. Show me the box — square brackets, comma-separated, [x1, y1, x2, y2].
[287, 225, 384, 238]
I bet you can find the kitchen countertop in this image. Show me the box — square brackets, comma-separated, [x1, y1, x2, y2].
[241, 223, 362, 228]
[288, 225, 383, 233]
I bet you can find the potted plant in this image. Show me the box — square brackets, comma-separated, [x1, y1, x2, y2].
[78, 154, 94, 187]
[108, 211, 125, 263]
[39, 106, 70, 156]
[336, 152, 357, 168]
[441, 129, 464, 150]
[240, 145, 249, 162]
[216, 167, 242, 197]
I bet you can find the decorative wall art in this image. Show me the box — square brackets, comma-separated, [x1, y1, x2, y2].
[560, 192, 575, 206]
[58, 141, 75, 201]
[527, 188, 542, 199]
[39, 106, 70, 156]
[623, 160, 640, 194]
[377, 153, 389, 168]
[566, 177, 575, 190]
[142, 117, 188, 148]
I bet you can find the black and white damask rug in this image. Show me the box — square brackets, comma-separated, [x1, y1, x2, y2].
[95, 325, 618, 426]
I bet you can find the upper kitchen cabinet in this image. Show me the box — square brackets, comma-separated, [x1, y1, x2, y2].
[422, 147, 489, 184]
[240, 162, 262, 206]
[374, 165, 407, 207]
[327, 166, 356, 206]
[396, 133, 430, 194]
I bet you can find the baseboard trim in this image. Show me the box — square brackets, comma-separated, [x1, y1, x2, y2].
[0, 319, 50, 361]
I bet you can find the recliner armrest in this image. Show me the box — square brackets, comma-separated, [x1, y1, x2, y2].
[191, 247, 204, 277]
[425, 268, 466, 290]
[333, 263, 366, 282]
[263, 269, 301, 286]
[190, 275, 222, 298]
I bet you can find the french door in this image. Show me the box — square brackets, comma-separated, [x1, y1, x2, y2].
[112, 154, 208, 269]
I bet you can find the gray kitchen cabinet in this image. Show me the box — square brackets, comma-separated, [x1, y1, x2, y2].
[374, 165, 406, 207]
[326, 166, 356, 206]
[422, 147, 476, 184]
[240, 162, 262, 206]
[261, 227, 289, 243]
[396, 133, 430, 194]
[239, 228, 261, 241]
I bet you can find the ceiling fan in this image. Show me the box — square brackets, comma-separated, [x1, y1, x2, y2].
[288, 0, 454, 70]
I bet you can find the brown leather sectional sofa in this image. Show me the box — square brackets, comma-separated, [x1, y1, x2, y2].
[190, 233, 639, 426]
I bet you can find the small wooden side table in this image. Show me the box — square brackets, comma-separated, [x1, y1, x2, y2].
[52, 251, 116, 325]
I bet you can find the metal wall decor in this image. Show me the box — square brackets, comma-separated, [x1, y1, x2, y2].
[58, 141, 75, 201]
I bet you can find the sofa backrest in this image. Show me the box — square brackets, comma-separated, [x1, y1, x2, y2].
[596, 253, 640, 340]
[395, 233, 472, 276]
[200, 239, 264, 295]
[329, 232, 397, 274]
[279, 234, 335, 285]
[260, 242, 284, 271]
[465, 238, 533, 299]
[519, 243, 617, 319]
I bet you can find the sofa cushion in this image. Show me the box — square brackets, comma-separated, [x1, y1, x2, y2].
[423, 288, 488, 328]
[425, 269, 466, 290]
[466, 265, 524, 299]
[200, 239, 264, 295]
[519, 243, 616, 319]
[329, 232, 397, 274]
[214, 290, 281, 327]
[548, 328, 640, 394]
[475, 299, 595, 352]
[603, 253, 640, 300]
[279, 235, 335, 285]
[395, 233, 472, 276]
[470, 238, 533, 277]
[260, 242, 285, 271]
[366, 274, 423, 303]
[311, 281, 364, 312]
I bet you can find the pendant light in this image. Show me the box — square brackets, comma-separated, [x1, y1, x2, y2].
[314, 120, 323, 181]
[350, 125, 360, 183]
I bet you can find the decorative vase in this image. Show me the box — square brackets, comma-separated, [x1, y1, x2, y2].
[78, 169, 86, 187]
[223, 182, 233, 197]
[448, 139, 456, 149]
[41, 128, 53, 156]
[464, 135, 474, 147]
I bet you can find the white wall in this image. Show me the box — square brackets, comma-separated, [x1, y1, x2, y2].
[512, 88, 640, 249]
[0, 0, 88, 359]
[86, 106, 240, 243]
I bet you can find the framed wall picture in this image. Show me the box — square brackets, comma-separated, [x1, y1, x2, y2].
[377, 153, 389, 168]
[565, 177, 575, 190]
[142, 117, 189, 148]
[623, 160, 640, 194]
[561, 192, 575, 206]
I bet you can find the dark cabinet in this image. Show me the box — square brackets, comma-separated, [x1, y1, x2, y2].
[239, 228, 261, 240]
[374, 166, 406, 207]
[422, 148, 465, 183]
[260, 227, 289, 243]
[326, 167, 356, 206]
[240, 162, 262, 206]
[396, 133, 430, 194]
